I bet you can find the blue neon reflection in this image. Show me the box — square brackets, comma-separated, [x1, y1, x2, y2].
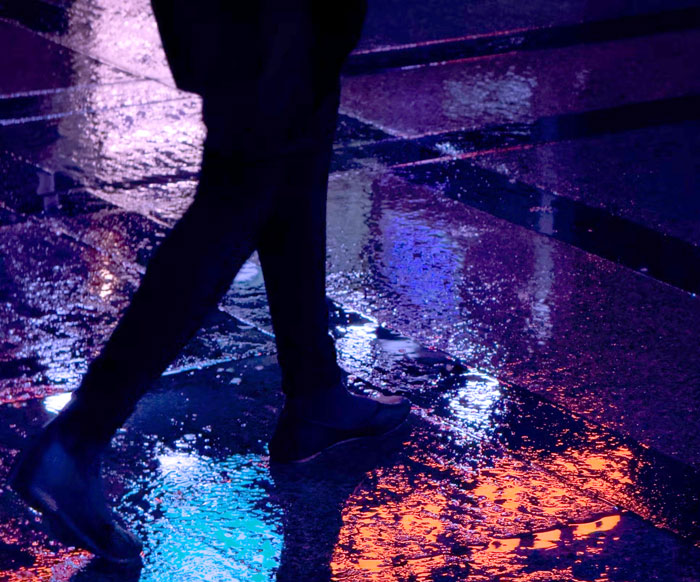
[120, 448, 283, 582]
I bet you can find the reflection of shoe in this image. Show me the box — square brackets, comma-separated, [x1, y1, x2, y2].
[9, 424, 142, 564]
[269, 383, 411, 463]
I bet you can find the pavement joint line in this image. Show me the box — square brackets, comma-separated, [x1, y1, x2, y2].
[0, 147, 59, 180]
[90, 171, 201, 192]
[0, 94, 195, 126]
[390, 142, 538, 166]
[340, 95, 700, 162]
[161, 357, 266, 377]
[332, 94, 700, 173]
[0, 15, 151, 86]
[343, 6, 700, 75]
[336, 108, 408, 139]
[1, 6, 182, 92]
[0, 79, 146, 100]
[0, 337, 275, 406]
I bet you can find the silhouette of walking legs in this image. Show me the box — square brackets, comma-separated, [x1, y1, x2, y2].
[10, 0, 410, 563]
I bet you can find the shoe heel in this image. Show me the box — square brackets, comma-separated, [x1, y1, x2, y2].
[7, 445, 38, 504]
[43, 510, 85, 549]
[9, 457, 82, 549]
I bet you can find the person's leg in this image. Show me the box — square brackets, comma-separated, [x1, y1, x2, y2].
[9, 143, 290, 563]
[256, 101, 341, 399]
[56, 148, 284, 448]
[257, 0, 365, 399]
[257, 2, 412, 460]
[259, 111, 411, 462]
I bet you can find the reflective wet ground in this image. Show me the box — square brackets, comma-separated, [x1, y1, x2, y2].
[1, 0, 699, 580]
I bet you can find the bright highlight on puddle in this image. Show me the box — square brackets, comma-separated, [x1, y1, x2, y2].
[121, 448, 283, 582]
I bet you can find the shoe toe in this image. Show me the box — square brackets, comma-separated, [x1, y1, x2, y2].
[369, 396, 411, 434]
[104, 524, 143, 564]
[11, 436, 142, 565]
[269, 392, 411, 463]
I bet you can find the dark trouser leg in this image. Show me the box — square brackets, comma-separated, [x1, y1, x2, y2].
[257, 93, 342, 398]
[58, 147, 287, 448]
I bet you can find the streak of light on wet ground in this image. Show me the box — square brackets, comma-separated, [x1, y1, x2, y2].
[1, 0, 699, 581]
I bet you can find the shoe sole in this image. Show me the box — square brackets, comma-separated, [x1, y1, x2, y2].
[8, 449, 142, 566]
[272, 407, 411, 464]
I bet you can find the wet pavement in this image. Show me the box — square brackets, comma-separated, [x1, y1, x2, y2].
[1, 0, 699, 580]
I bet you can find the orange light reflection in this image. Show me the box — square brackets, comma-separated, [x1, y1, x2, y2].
[331, 451, 622, 581]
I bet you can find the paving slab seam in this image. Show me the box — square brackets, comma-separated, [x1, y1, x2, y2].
[337, 106, 408, 140]
[0, 79, 142, 101]
[0, 95, 194, 127]
[0, 304, 275, 406]
[335, 95, 700, 176]
[0, 152, 199, 222]
[0, 15, 154, 85]
[343, 6, 700, 75]
[90, 172, 201, 192]
[0, 352, 270, 408]
[0, 147, 58, 179]
[413, 95, 700, 151]
[0, 13, 172, 91]
[335, 95, 700, 173]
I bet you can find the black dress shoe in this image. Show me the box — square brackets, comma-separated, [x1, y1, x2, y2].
[269, 384, 411, 463]
[9, 425, 142, 564]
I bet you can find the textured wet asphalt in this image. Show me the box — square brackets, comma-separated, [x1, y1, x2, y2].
[1, 1, 699, 581]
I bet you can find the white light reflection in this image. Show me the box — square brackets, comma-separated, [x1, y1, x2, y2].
[526, 234, 554, 347]
[43, 392, 73, 415]
[97, 267, 115, 299]
[335, 319, 379, 375]
[376, 335, 423, 358]
[126, 448, 283, 582]
[444, 372, 502, 440]
[233, 257, 262, 284]
[443, 67, 537, 125]
[524, 153, 558, 348]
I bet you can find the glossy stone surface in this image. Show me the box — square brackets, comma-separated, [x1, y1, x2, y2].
[1, 0, 699, 580]
[341, 31, 700, 137]
[324, 169, 700, 469]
